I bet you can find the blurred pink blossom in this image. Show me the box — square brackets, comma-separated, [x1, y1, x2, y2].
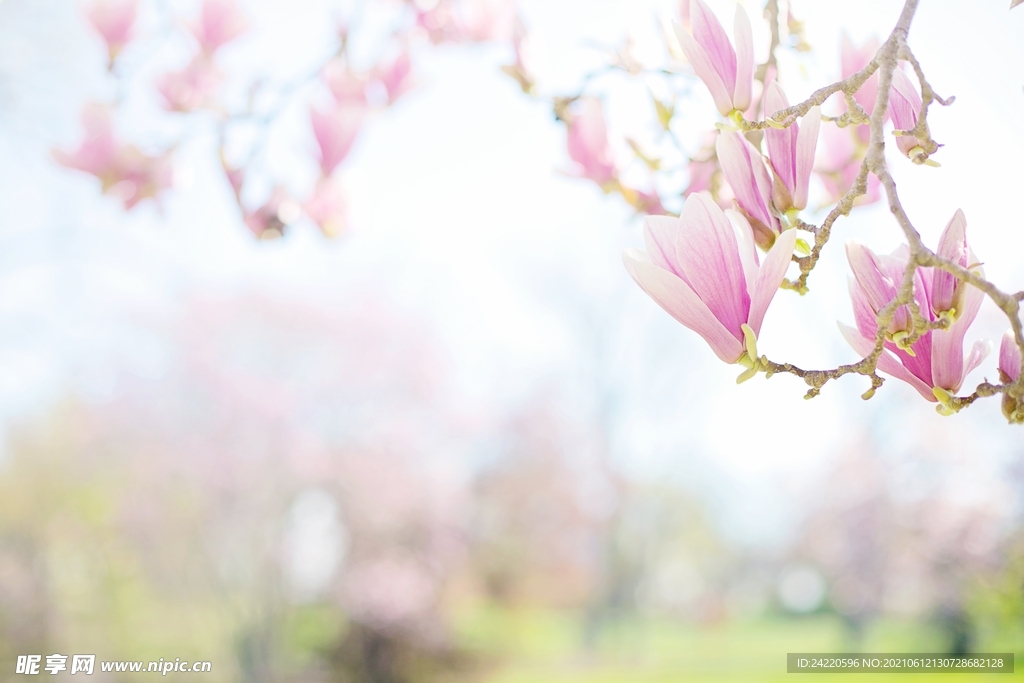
[842, 33, 880, 132]
[623, 193, 796, 364]
[322, 58, 369, 104]
[53, 104, 173, 209]
[840, 213, 987, 405]
[86, 0, 138, 66]
[716, 131, 778, 250]
[243, 188, 294, 239]
[188, 0, 247, 54]
[816, 123, 881, 206]
[343, 556, 437, 632]
[304, 176, 347, 237]
[375, 50, 413, 104]
[566, 98, 617, 188]
[156, 56, 222, 112]
[762, 82, 820, 212]
[674, 0, 753, 117]
[310, 101, 364, 177]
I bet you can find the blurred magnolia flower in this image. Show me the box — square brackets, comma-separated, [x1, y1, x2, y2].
[816, 120, 881, 206]
[304, 176, 348, 238]
[842, 33, 880, 130]
[86, 0, 138, 66]
[156, 56, 222, 112]
[189, 0, 247, 54]
[243, 188, 297, 239]
[415, 0, 515, 44]
[310, 101, 365, 176]
[501, 17, 535, 94]
[840, 212, 987, 409]
[322, 58, 369, 104]
[53, 104, 173, 209]
[674, 0, 753, 117]
[375, 50, 413, 104]
[623, 193, 796, 366]
[566, 98, 617, 188]
[762, 83, 820, 213]
[716, 131, 778, 250]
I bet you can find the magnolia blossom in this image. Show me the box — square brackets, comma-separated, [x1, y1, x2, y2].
[623, 193, 796, 367]
[839, 212, 987, 408]
[674, 0, 753, 117]
[376, 50, 413, 104]
[156, 56, 222, 112]
[889, 67, 928, 160]
[566, 98, 617, 187]
[716, 131, 779, 250]
[1000, 332, 1023, 423]
[304, 176, 348, 238]
[1001, 332, 1022, 383]
[322, 59, 369, 104]
[86, 0, 137, 65]
[310, 101, 365, 177]
[53, 104, 172, 209]
[243, 188, 296, 239]
[189, 0, 247, 54]
[762, 82, 820, 213]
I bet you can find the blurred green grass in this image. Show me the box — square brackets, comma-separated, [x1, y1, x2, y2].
[453, 606, 1024, 683]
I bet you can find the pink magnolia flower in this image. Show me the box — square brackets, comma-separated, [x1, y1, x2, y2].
[156, 56, 222, 112]
[1001, 332, 1022, 383]
[716, 131, 779, 250]
[889, 67, 928, 160]
[762, 82, 820, 213]
[54, 104, 173, 209]
[623, 193, 797, 366]
[310, 101, 364, 177]
[674, 0, 754, 117]
[189, 0, 247, 54]
[1000, 331, 1023, 423]
[839, 213, 987, 407]
[304, 176, 347, 238]
[566, 98, 617, 188]
[86, 0, 138, 66]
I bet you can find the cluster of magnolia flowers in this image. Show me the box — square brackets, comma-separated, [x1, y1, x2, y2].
[55, 0, 514, 238]
[620, 0, 1024, 420]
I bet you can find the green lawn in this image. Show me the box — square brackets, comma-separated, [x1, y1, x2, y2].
[453, 606, 1023, 683]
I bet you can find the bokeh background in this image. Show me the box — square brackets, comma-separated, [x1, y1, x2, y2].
[1, 0, 1024, 681]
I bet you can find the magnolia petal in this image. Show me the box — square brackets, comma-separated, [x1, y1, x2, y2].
[931, 209, 968, 313]
[763, 83, 797, 203]
[716, 132, 777, 238]
[747, 228, 796, 336]
[643, 215, 686, 279]
[675, 21, 733, 116]
[793, 106, 820, 210]
[731, 5, 754, 112]
[1000, 330, 1022, 382]
[889, 66, 921, 132]
[624, 249, 744, 362]
[726, 209, 759, 298]
[846, 241, 899, 316]
[964, 339, 990, 379]
[930, 326, 966, 394]
[689, 0, 737, 98]
[839, 322, 936, 401]
[672, 193, 751, 336]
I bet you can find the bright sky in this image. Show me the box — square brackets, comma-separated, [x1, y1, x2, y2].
[0, 0, 1022, 546]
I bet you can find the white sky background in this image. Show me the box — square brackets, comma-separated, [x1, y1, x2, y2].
[0, 0, 1022, 547]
